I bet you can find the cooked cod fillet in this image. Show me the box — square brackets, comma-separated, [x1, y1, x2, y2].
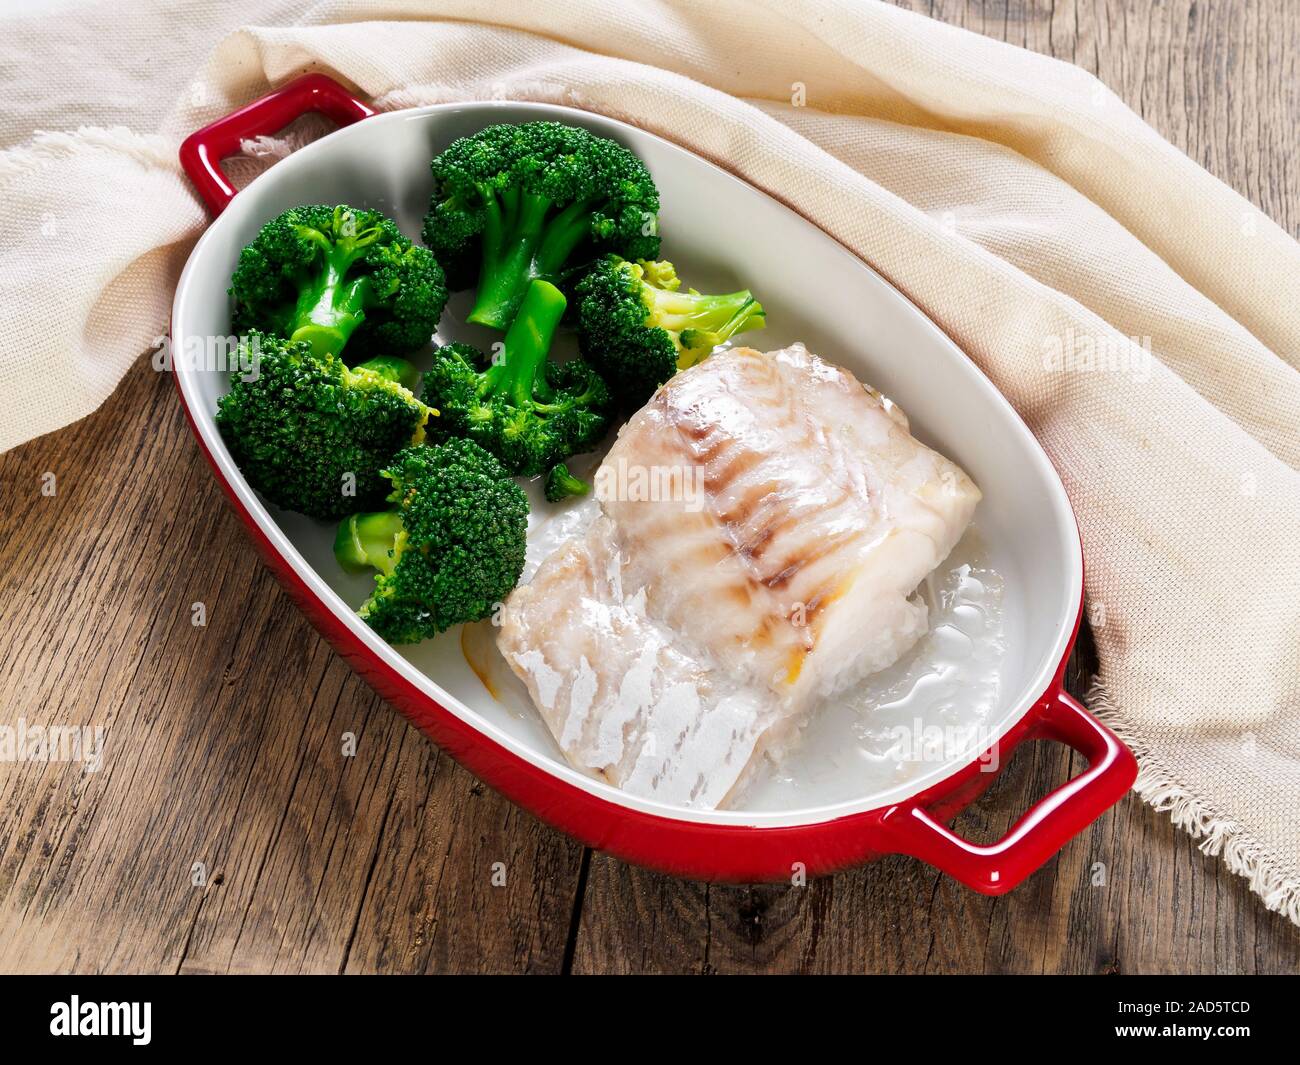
[498, 515, 774, 808]
[498, 343, 981, 808]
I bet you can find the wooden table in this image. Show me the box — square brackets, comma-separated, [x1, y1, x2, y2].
[2, 0, 1297, 974]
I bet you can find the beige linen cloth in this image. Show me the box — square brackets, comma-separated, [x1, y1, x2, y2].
[2, 1, 1297, 919]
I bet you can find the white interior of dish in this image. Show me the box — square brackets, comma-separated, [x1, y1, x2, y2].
[171, 103, 1081, 827]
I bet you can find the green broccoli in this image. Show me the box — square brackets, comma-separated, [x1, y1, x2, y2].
[575, 256, 766, 407]
[421, 122, 660, 330]
[423, 278, 611, 477]
[230, 204, 447, 358]
[216, 331, 431, 521]
[333, 439, 528, 643]
[544, 463, 591, 503]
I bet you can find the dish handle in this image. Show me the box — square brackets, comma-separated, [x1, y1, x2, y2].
[879, 690, 1136, 894]
[179, 73, 375, 216]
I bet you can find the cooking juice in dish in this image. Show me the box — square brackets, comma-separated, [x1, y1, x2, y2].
[743, 530, 1006, 810]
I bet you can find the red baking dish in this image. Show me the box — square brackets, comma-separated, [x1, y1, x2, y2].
[172, 75, 1135, 891]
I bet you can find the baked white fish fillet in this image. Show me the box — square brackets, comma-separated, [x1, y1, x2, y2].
[498, 343, 981, 808]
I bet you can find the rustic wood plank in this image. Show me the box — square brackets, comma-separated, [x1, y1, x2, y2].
[338, 743, 585, 974]
[0, 357, 584, 973]
[571, 0, 1300, 975]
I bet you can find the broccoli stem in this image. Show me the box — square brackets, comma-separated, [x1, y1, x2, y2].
[544, 463, 590, 503]
[289, 220, 381, 357]
[482, 279, 568, 408]
[468, 191, 593, 329]
[644, 287, 764, 359]
[676, 299, 766, 368]
[353, 356, 420, 391]
[334, 511, 405, 575]
[534, 197, 598, 276]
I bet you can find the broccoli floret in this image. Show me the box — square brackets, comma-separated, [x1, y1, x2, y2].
[544, 463, 590, 503]
[575, 256, 766, 406]
[423, 279, 611, 476]
[216, 331, 430, 521]
[333, 439, 528, 643]
[421, 122, 660, 330]
[231, 204, 447, 358]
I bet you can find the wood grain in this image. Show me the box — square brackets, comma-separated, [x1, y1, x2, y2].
[1, 0, 1297, 974]
[0, 364, 583, 974]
